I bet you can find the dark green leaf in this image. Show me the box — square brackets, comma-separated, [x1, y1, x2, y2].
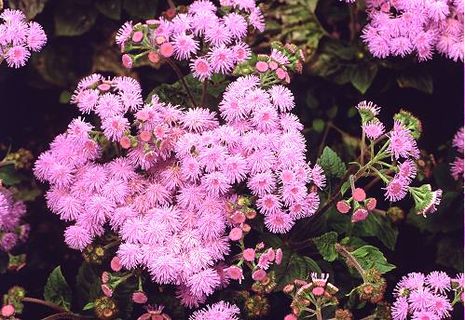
[8, 0, 47, 19]
[317, 146, 346, 178]
[312, 118, 325, 133]
[123, 0, 158, 19]
[350, 64, 378, 94]
[44, 266, 72, 311]
[95, 0, 122, 20]
[76, 263, 101, 310]
[397, 71, 433, 94]
[313, 232, 338, 262]
[275, 253, 321, 289]
[54, 0, 98, 36]
[0, 164, 22, 186]
[351, 245, 395, 274]
[353, 214, 398, 250]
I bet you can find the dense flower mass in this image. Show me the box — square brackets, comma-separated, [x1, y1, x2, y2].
[116, 0, 264, 80]
[0, 186, 29, 252]
[344, 0, 464, 61]
[189, 301, 240, 320]
[450, 127, 464, 180]
[0, 9, 47, 68]
[391, 271, 464, 320]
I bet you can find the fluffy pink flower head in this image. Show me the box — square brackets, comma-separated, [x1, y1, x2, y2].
[388, 121, 420, 160]
[189, 301, 240, 320]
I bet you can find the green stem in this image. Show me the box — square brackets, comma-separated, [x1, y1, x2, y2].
[318, 121, 332, 157]
[335, 243, 366, 282]
[360, 132, 366, 166]
[165, 58, 197, 108]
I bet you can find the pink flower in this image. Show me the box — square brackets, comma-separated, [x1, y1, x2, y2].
[110, 256, 123, 272]
[5, 45, 30, 68]
[269, 85, 295, 112]
[64, 225, 92, 250]
[191, 57, 212, 80]
[160, 42, 174, 58]
[0, 304, 15, 317]
[351, 208, 369, 223]
[252, 269, 267, 281]
[384, 178, 408, 202]
[101, 284, 113, 297]
[228, 227, 243, 241]
[264, 211, 294, 234]
[362, 120, 385, 140]
[388, 121, 420, 160]
[243, 248, 256, 262]
[173, 33, 199, 60]
[132, 291, 148, 304]
[256, 61, 269, 72]
[208, 45, 235, 74]
[190, 301, 240, 320]
[391, 296, 408, 320]
[122, 54, 133, 68]
[352, 188, 366, 202]
[224, 266, 244, 282]
[425, 271, 451, 294]
[336, 200, 351, 214]
[275, 248, 283, 265]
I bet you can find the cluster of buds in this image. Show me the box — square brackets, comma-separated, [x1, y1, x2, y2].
[357, 269, 387, 304]
[386, 206, 405, 223]
[226, 195, 257, 242]
[94, 296, 118, 320]
[224, 241, 283, 288]
[3, 148, 34, 170]
[6, 253, 26, 272]
[82, 243, 106, 264]
[234, 41, 305, 86]
[1, 287, 25, 319]
[244, 293, 270, 318]
[336, 182, 377, 223]
[137, 305, 171, 320]
[334, 308, 353, 320]
[283, 273, 338, 318]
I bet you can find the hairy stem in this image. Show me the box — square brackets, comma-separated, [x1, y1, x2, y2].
[315, 305, 323, 320]
[166, 58, 197, 108]
[23, 297, 68, 313]
[335, 243, 366, 281]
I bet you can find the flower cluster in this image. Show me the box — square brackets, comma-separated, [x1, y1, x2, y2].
[338, 102, 443, 218]
[0, 9, 47, 68]
[116, 0, 264, 79]
[359, 0, 464, 61]
[450, 127, 464, 181]
[34, 38, 319, 309]
[189, 301, 240, 320]
[283, 273, 339, 318]
[0, 186, 29, 253]
[391, 271, 464, 320]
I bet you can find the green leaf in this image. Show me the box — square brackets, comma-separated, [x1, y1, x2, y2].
[312, 232, 338, 262]
[76, 263, 101, 310]
[44, 266, 72, 311]
[59, 90, 72, 104]
[350, 64, 378, 94]
[123, 0, 158, 19]
[353, 214, 398, 250]
[83, 302, 95, 311]
[351, 245, 396, 274]
[397, 71, 433, 94]
[54, 0, 98, 37]
[0, 164, 22, 186]
[95, 0, 122, 20]
[312, 118, 325, 133]
[317, 146, 347, 179]
[275, 253, 321, 289]
[8, 0, 47, 19]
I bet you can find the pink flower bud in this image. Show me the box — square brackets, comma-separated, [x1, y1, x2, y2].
[101, 271, 110, 284]
[110, 256, 122, 272]
[366, 197, 377, 211]
[353, 188, 367, 202]
[140, 130, 152, 142]
[122, 54, 133, 69]
[132, 291, 148, 304]
[160, 42, 174, 58]
[148, 51, 160, 64]
[252, 269, 267, 281]
[336, 200, 351, 214]
[312, 286, 325, 296]
[228, 227, 243, 241]
[1, 304, 15, 317]
[101, 284, 113, 297]
[275, 248, 283, 265]
[269, 61, 278, 70]
[231, 211, 246, 224]
[225, 266, 243, 281]
[256, 61, 269, 73]
[256, 242, 265, 250]
[132, 31, 144, 43]
[98, 83, 111, 91]
[276, 68, 286, 80]
[120, 136, 131, 149]
[284, 314, 298, 320]
[265, 248, 275, 261]
[243, 248, 256, 262]
[352, 208, 369, 223]
[155, 36, 166, 44]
